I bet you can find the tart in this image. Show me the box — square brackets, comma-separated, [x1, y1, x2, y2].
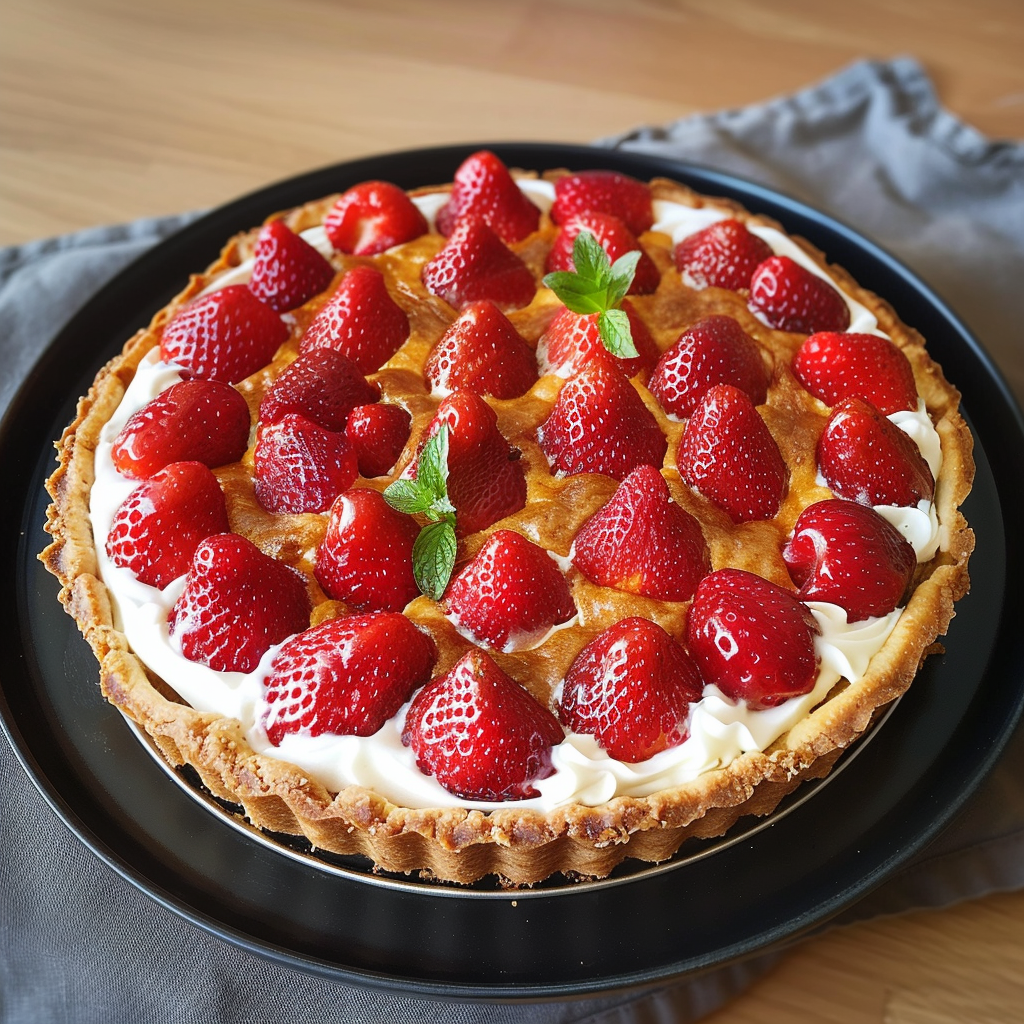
[41, 151, 974, 886]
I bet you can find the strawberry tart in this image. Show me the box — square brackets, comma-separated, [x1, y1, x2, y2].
[41, 151, 974, 886]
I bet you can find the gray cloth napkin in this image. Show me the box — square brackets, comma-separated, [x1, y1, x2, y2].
[3, 56, 1023, 1024]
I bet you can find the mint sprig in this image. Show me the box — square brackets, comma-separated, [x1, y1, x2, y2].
[383, 424, 457, 600]
[542, 230, 640, 360]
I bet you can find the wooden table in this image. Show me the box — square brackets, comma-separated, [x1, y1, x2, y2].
[3, 1, 1023, 1020]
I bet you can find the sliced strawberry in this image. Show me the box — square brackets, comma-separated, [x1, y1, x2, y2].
[247, 219, 335, 312]
[444, 529, 576, 652]
[435, 150, 541, 243]
[748, 255, 851, 335]
[571, 464, 709, 602]
[402, 648, 564, 801]
[817, 396, 934, 507]
[421, 218, 537, 313]
[110, 379, 251, 480]
[674, 218, 773, 291]
[783, 499, 918, 621]
[676, 383, 788, 523]
[559, 617, 703, 762]
[345, 403, 412, 477]
[424, 300, 538, 400]
[160, 284, 288, 384]
[323, 180, 429, 255]
[253, 413, 358, 514]
[314, 488, 420, 612]
[105, 461, 230, 589]
[169, 533, 311, 673]
[793, 331, 918, 415]
[686, 568, 819, 710]
[300, 266, 410, 373]
[551, 170, 654, 236]
[259, 348, 379, 432]
[260, 612, 436, 743]
[648, 315, 769, 419]
[545, 212, 660, 295]
[538, 301, 659, 380]
[538, 362, 667, 481]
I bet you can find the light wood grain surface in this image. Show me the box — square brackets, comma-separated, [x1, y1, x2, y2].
[3, 1, 1024, 1021]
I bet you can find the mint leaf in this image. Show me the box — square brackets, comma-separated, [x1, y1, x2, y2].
[598, 308, 639, 359]
[606, 250, 641, 309]
[540, 271, 605, 316]
[416, 425, 451, 507]
[382, 478, 431, 515]
[569, 229, 607, 284]
[413, 519, 457, 600]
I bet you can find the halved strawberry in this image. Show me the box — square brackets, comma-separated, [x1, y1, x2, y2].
[444, 529, 576, 652]
[817, 396, 934, 507]
[345, 403, 412, 477]
[424, 300, 538, 399]
[545, 212, 660, 295]
[571, 464, 709, 602]
[259, 348, 379, 432]
[793, 331, 918, 415]
[748, 255, 851, 335]
[559, 616, 703, 762]
[676, 383, 788, 523]
[105, 461, 230, 589]
[551, 170, 654, 236]
[674, 218, 773, 291]
[435, 150, 541, 243]
[110, 379, 251, 480]
[314, 488, 420, 612]
[160, 284, 289, 384]
[538, 362, 667, 481]
[402, 648, 564, 801]
[260, 612, 436, 744]
[537, 301, 659, 380]
[421, 218, 536, 313]
[253, 413, 358, 514]
[169, 533, 311, 673]
[686, 568, 819, 710]
[300, 266, 410, 373]
[783, 499, 918, 621]
[247, 219, 335, 312]
[648, 315, 770, 420]
[323, 180, 429, 255]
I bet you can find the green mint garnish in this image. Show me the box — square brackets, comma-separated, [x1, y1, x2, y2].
[542, 230, 641, 360]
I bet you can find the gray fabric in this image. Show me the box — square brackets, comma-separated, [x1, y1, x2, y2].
[2, 55, 1023, 1023]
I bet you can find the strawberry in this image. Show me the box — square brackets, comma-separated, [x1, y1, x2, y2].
[539, 362, 667, 481]
[247, 219, 335, 313]
[783, 499, 918, 621]
[559, 617, 703, 762]
[571, 464, 709, 602]
[674, 218, 773, 291]
[402, 648, 564, 801]
[817, 396, 934, 507]
[110, 379, 251, 480]
[676, 383, 788, 523]
[551, 170, 654, 236]
[314, 488, 420, 612]
[160, 284, 289, 384]
[444, 529, 576, 652]
[424, 300, 538, 400]
[105, 461, 230, 589]
[253, 413, 358, 514]
[748, 255, 851, 335]
[260, 612, 436, 744]
[169, 533, 311, 673]
[538, 301, 659, 380]
[323, 180, 429, 255]
[300, 266, 410, 374]
[648, 315, 770, 420]
[421, 218, 536, 313]
[686, 568, 819, 710]
[435, 150, 541, 243]
[345, 403, 411, 477]
[259, 348, 379, 432]
[792, 331, 918, 415]
[545, 212, 660, 295]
